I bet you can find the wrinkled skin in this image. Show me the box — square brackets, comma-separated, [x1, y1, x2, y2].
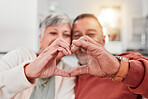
[25, 38, 71, 80]
[70, 36, 119, 77]
[24, 23, 72, 81]
[70, 17, 120, 78]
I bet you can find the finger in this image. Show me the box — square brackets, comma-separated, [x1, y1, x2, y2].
[72, 40, 90, 50]
[73, 39, 102, 55]
[41, 37, 70, 54]
[42, 46, 69, 63]
[36, 52, 57, 69]
[78, 36, 98, 45]
[48, 38, 71, 55]
[41, 42, 57, 54]
[54, 68, 70, 77]
[43, 47, 59, 58]
[71, 44, 79, 53]
[56, 38, 71, 55]
[58, 41, 71, 55]
[42, 47, 67, 63]
[59, 37, 70, 46]
[57, 47, 69, 56]
[71, 36, 97, 53]
[70, 65, 89, 77]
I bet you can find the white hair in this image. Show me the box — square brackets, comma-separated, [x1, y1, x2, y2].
[39, 13, 71, 36]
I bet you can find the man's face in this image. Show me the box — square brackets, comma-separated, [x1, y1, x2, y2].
[39, 23, 71, 59]
[72, 17, 105, 65]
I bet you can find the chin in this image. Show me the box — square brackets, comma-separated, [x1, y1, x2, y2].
[75, 50, 90, 65]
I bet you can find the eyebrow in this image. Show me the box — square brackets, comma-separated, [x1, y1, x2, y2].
[73, 30, 81, 33]
[87, 29, 97, 32]
[47, 28, 58, 31]
[64, 30, 71, 33]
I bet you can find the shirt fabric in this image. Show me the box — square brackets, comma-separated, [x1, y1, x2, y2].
[0, 47, 75, 99]
[30, 77, 55, 99]
[75, 52, 148, 99]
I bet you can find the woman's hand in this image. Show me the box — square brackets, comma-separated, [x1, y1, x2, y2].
[24, 38, 71, 81]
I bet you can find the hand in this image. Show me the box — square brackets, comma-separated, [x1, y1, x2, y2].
[70, 36, 120, 78]
[24, 38, 72, 81]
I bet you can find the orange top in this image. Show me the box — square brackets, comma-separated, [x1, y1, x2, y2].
[75, 52, 148, 99]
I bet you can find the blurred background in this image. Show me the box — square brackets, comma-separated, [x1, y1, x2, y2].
[0, 0, 148, 58]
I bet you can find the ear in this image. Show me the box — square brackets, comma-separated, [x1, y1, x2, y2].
[103, 35, 106, 47]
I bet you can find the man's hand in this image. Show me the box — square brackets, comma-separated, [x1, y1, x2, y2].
[70, 36, 120, 78]
[24, 38, 71, 81]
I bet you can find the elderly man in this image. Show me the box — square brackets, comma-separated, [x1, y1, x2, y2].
[70, 14, 148, 99]
[0, 13, 75, 99]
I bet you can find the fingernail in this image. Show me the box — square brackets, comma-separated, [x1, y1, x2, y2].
[72, 40, 77, 43]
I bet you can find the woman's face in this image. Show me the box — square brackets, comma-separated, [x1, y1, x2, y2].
[39, 23, 71, 54]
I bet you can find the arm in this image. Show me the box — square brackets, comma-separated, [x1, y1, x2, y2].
[0, 48, 35, 99]
[70, 36, 148, 98]
[0, 38, 71, 99]
[120, 53, 148, 98]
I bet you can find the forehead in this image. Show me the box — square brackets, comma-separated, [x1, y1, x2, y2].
[45, 23, 71, 30]
[73, 17, 102, 30]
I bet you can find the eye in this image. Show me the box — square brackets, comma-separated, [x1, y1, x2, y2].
[74, 34, 81, 37]
[73, 34, 82, 39]
[87, 33, 95, 37]
[49, 32, 57, 35]
[63, 34, 71, 37]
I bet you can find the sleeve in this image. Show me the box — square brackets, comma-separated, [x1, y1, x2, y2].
[0, 48, 35, 99]
[122, 58, 148, 98]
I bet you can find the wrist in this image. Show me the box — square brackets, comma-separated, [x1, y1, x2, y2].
[111, 56, 130, 82]
[24, 64, 36, 83]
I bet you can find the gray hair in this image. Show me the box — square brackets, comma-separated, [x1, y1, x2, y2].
[39, 13, 71, 36]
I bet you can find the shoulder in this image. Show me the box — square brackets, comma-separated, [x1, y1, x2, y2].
[0, 47, 37, 66]
[0, 48, 36, 70]
[10, 47, 36, 56]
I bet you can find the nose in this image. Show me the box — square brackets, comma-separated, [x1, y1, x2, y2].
[58, 32, 63, 38]
[82, 33, 86, 36]
[52, 33, 63, 41]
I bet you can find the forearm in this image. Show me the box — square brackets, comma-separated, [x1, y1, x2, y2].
[24, 63, 36, 83]
[0, 61, 35, 98]
[122, 59, 148, 98]
[123, 60, 144, 87]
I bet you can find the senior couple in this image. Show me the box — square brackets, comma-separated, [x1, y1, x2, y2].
[0, 13, 148, 99]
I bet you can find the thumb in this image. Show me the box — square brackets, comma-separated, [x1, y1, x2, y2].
[70, 65, 89, 77]
[53, 68, 70, 77]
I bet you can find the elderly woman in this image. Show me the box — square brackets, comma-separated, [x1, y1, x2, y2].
[0, 13, 75, 99]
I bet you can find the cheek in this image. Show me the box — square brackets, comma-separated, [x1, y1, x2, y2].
[94, 38, 103, 45]
[93, 38, 99, 43]
[64, 38, 71, 44]
[93, 35, 102, 44]
[44, 37, 56, 46]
